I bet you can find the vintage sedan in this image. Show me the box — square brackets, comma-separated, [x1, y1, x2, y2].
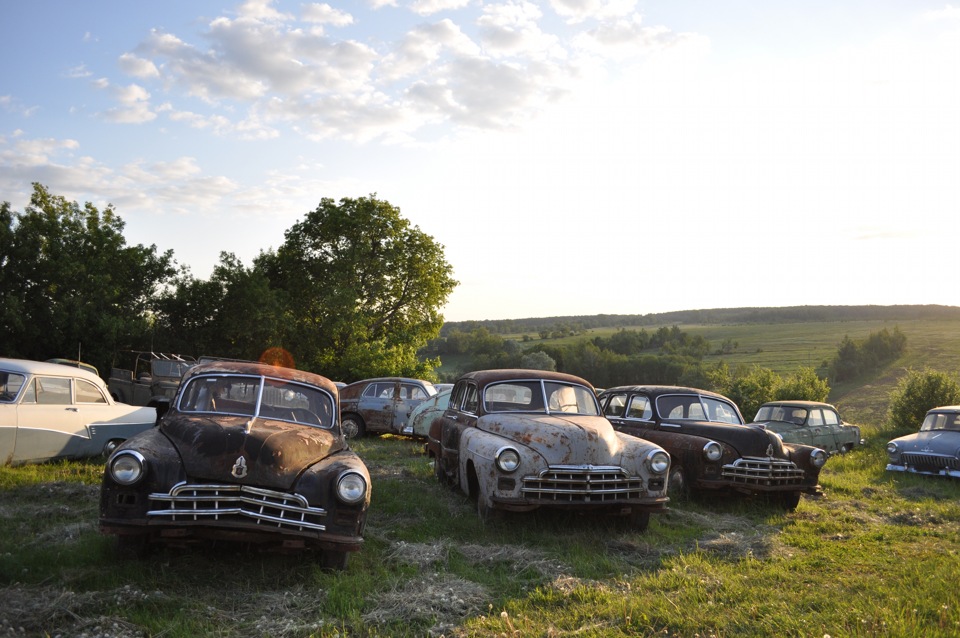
[339, 377, 438, 437]
[886, 405, 960, 479]
[753, 400, 864, 454]
[99, 360, 371, 570]
[401, 389, 451, 439]
[427, 370, 670, 529]
[1, 358, 157, 465]
[597, 386, 828, 509]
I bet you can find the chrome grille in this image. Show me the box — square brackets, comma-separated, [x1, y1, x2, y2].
[722, 457, 805, 486]
[148, 482, 326, 532]
[901, 453, 960, 472]
[521, 465, 647, 502]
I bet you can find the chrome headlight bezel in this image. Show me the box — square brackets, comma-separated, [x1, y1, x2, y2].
[810, 448, 828, 468]
[495, 446, 521, 473]
[646, 449, 670, 475]
[886, 441, 899, 455]
[336, 471, 368, 505]
[703, 441, 723, 462]
[109, 450, 146, 485]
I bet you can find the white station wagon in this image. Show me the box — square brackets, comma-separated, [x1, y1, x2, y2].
[1, 358, 157, 465]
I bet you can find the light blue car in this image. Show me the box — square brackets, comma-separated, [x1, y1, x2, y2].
[402, 389, 451, 438]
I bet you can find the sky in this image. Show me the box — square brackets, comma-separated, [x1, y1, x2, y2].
[2, 1, 959, 322]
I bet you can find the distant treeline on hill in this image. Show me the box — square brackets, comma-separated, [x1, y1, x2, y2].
[440, 305, 960, 336]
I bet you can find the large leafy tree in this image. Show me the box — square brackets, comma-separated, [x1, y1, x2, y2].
[0, 183, 175, 374]
[258, 195, 457, 381]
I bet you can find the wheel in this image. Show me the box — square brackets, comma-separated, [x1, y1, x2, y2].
[629, 509, 651, 532]
[667, 466, 688, 501]
[341, 415, 365, 439]
[117, 534, 151, 558]
[434, 455, 449, 486]
[777, 491, 802, 511]
[320, 550, 349, 571]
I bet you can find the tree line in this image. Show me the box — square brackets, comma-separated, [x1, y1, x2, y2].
[1, 184, 456, 382]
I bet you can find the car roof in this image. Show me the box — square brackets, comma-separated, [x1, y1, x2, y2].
[182, 360, 339, 394]
[928, 405, 960, 413]
[599, 385, 732, 401]
[456, 369, 594, 389]
[760, 400, 835, 409]
[0, 357, 105, 385]
[342, 376, 434, 388]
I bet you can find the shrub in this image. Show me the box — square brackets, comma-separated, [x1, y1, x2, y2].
[886, 369, 960, 433]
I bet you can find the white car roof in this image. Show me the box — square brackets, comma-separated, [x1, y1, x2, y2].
[0, 357, 106, 387]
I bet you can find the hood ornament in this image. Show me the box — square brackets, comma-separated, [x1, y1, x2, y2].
[231, 455, 248, 479]
[765, 444, 774, 458]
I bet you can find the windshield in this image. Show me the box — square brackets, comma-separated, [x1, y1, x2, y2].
[177, 374, 335, 428]
[755, 405, 807, 425]
[920, 411, 960, 432]
[656, 394, 743, 424]
[484, 380, 600, 416]
[152, 360, 195, 378]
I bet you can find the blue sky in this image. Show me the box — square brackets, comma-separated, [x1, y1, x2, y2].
[2, 1, 958, 322]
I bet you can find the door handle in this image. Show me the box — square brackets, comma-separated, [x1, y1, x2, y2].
[66, 407, 79, 412]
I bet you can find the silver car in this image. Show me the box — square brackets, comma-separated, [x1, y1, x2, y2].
[886, 405, 960, 478]
[1, 358, 157, 465]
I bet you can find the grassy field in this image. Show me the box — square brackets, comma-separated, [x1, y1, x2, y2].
[3, 318, 960, 636]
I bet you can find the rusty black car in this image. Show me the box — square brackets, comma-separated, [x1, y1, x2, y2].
[596, 386, 828, 509]
[339, 377, 438, 438]
[99, 361, 371, 570]
[427, 370, 671, 529]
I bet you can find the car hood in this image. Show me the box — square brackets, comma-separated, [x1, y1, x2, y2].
[161, 414, 341, 490]
[662, 420, 787, 457]
[891, 430, 960, 453]
[478, 413, 639, 466]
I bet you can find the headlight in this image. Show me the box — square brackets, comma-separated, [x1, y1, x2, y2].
[109, 451, 146, 485]
[336, 471, 368, 504]
[496, 447, 521, 473]
[810, 448, 827, 468]
[703, 441, 723, 462]
[646, 450, 670, 474]
[886, 441, 899, 455]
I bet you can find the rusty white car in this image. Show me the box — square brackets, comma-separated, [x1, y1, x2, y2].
[886, 405, 960, 479]
[99, 360, 371, 570]
[427, 369, 670, 529]
[1, 358, 157, 465]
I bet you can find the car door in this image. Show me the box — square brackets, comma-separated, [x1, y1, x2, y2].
[602, 391, 656, 435]
[820, 407, 845, 452]
[13, 375, 84, 463]
[804, 407, 827, 450]
[359, 380, 398, 433]
[437, 381, 479, 480]
[395, 382, 429, 432]
[0, 370, 28, 461]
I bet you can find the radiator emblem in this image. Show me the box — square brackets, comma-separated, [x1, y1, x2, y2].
[232, 456, 248, 478]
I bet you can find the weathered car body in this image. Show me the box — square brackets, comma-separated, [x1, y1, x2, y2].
[99, 361, 371, 570]
[886, 405, 960, 479]
[427, 370, 670, 528]
[753, 400, 864, 454]
[596, 385, 827, 509]
[108, 351, 196, 408]
[339, 377, 438, 437]
[1, 358, 157, 465]
[402, 389, 451, 438]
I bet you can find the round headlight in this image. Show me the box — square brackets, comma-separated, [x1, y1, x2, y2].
[703, 441, 723, 462]
[810, 448, 827, 468]
[336, 471, 368, 504]
[496, 447, 521, 473]
[109, 451, 145, 485]
[886, 441, 899, 455]
[646, 450, 670, 474]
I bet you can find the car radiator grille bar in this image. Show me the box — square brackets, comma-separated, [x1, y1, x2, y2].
[521, 465, 646, 502]
[147, 482, 327, 531]
[722, 457, 805, 486]
[901, 452, 960, 472]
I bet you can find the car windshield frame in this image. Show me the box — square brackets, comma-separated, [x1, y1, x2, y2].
[483, 379, 600, 416]
[656, 393, 743, 424]
[176, 373, 336, 429]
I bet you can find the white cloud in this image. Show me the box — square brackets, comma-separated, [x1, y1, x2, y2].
[118, 53, 160, 78]
[301, 2, 354, 26]
[409, 0, 471, 17]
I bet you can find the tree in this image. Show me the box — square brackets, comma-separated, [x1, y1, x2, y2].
[887, 369, 960, 434]
[0, 184, 175, 374]
[258, 195, 457, 381]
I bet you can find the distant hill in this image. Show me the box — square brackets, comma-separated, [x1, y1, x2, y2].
[441, 305, 960, 336]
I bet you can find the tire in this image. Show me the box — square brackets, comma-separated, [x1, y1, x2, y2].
[320, 550, 349, 571]
[341, 415, 365, 439]
[667, 466, 688, 501]
[117, 534, 151, 558]
[629, 509, 651, 532]
[777, 491, 802, 511]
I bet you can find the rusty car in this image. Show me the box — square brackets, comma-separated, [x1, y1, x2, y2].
[1, 358, 157, 465]
[99, 360, 371, 570]
[339, 376, 438, 438]
[402, 388, 451, 439]
[427, 369, 670, 529]
[886, 405, 960, 479]
[753, 400, 864, 454]
[596, 385, 828, 509]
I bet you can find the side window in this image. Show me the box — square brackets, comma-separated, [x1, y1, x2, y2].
[403, 384, 428, 400]
[36, 377, 72, 405]
[0, 373, 26, 403]
[362, 383, 378, 398]
[823, 409, 840, 426]
[627, 395, 653, 420]
[76, 379, 107, 404]
[463, 384, 480, 414]
[602, 393, 627, 417]
[807, 409, 824, 426]
[449, 382, 466, 411]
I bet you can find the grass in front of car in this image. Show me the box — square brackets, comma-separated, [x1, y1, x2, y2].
[2, 434, 959, 637]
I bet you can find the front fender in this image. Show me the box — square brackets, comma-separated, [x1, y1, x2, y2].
[458, 427, 547, 500]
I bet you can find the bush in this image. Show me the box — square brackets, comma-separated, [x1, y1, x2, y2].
[886, 369, 960, 433]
